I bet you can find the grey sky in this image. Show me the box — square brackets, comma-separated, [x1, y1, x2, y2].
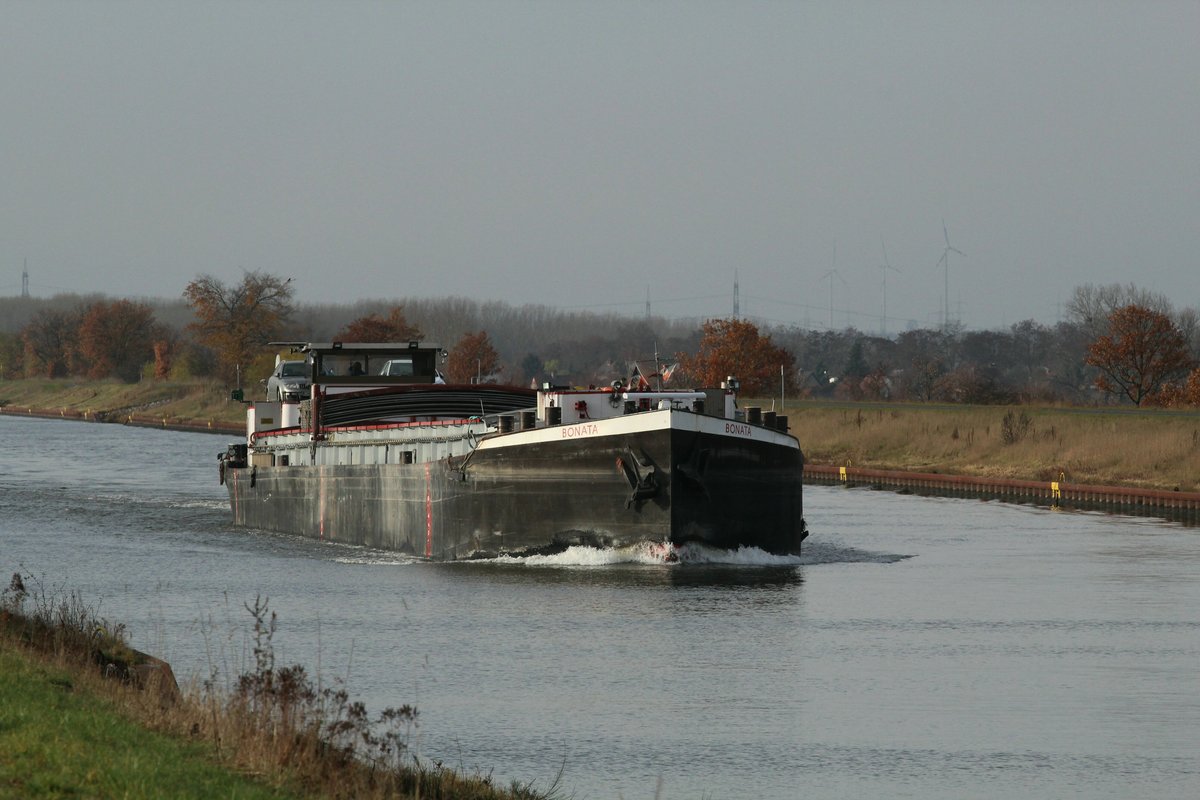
[3, 1, 1197, 332]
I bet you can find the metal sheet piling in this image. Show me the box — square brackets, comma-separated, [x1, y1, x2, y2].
[805, 464, 1200, 524]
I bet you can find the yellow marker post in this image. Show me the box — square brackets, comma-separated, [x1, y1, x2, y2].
[839, 466, 848, 482]
[1051, 481, 1061, 500]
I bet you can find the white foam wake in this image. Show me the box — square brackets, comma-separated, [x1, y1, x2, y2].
[332, 553, 419, 566]
[489, 541, 804, 567]
[169, 499, 231, 510]
[674, 542, 805, 566]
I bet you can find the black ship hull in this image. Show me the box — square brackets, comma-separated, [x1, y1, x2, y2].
[225, 413, 805, 560]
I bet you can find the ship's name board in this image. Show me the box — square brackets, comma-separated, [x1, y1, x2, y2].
[561, 423, 599, 438]
[725, 422, 752, 437]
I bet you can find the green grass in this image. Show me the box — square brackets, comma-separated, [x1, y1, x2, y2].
[0, 645, 302, 800]
[0, 583, 557, 800]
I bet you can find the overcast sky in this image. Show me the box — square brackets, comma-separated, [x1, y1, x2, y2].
[2, 1, 1197, 332]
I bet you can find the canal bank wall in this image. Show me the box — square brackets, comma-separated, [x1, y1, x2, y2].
[805, 464, 1200, 524]
[0, 404, 242, 436]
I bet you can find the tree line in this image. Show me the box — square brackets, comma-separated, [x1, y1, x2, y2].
[1, 275, 1198, 408]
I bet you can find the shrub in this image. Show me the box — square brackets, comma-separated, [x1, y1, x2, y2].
[1000, 410, 1033, 444]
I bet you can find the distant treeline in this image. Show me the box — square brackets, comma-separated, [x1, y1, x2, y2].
[2, 281, 1198, 407]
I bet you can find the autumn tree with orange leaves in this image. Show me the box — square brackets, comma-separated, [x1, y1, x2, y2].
[184, 271, 294, 382]
[21, 307, 81, 378]
[77, 300, 160, 382]
[677, 318, 796, 396]
[1085, 304, 1195, 406]
[447, 331, 501, 384]
[1148, 368, 1200, 407]
[336, 307, 422, 342]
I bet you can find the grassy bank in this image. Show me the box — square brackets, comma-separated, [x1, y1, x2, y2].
[0, 377, 245, 429]
[0, 578, 553, 800]
[780, 401, 1200, 492]
[0, 648, 298, 799]
[4, 377, 1197, 492]
[0, 580, 303, 799]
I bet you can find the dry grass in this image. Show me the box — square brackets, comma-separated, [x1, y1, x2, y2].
[0, 377, 245, 428]
[8, 379, 1199, 491]
[780, 401, 1200, 491]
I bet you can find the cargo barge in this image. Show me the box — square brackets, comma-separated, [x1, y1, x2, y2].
[219, 341, 806, 560]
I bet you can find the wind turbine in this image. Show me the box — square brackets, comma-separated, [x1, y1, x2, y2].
[878, 237, 901, 336]
[936, 219, 965, 330]
[820, 240, 845, 330]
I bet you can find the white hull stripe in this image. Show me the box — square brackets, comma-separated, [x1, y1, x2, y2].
[476, 409, 799, 451]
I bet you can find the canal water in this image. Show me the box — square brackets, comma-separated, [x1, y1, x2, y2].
[2, 415, 1198, 799]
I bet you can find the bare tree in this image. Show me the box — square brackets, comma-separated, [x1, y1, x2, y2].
[1067, 283, 1177, 340]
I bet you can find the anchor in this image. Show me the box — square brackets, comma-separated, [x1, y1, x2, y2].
[616, 448, 659, 509]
